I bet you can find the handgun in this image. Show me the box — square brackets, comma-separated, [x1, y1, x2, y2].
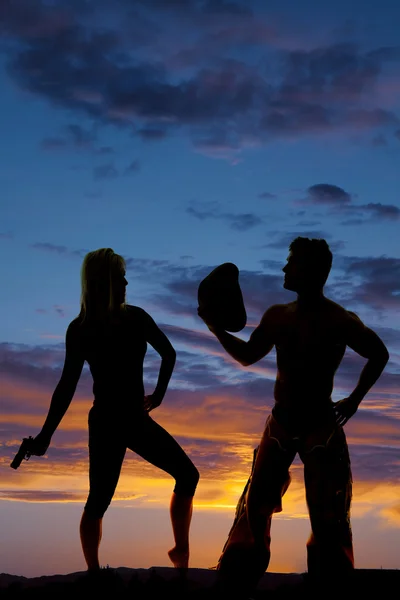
[10, 436, 34, 470]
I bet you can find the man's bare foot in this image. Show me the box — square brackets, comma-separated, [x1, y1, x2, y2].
[168, 546, 189, 569]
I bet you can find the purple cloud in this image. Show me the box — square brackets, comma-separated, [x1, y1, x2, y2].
[362, 203, 400, 220]
[307, 184, 352, 205]
[1, 2, 399, 156]
[336, 255, 400, 313]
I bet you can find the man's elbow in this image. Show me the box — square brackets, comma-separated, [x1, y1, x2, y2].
[239, 355, 255, 367]
[371, 347, 390, 366]
[381, 347, 390, 364]
[165, 348, 176, 365]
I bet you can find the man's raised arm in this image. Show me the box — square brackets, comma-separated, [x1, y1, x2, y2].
[202, 305, 280, 366]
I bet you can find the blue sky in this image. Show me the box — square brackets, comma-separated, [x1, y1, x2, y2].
[0, 0, 399, 577]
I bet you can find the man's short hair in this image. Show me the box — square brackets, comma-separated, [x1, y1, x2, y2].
[289, 237, 333, 287]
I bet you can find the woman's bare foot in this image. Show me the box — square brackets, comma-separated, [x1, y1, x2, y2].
[168, 546, 189, 569]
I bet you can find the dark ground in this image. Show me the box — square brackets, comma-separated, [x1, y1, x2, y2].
[0, 567, 398, 599]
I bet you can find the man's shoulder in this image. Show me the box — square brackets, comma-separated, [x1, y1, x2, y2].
[323, 299, 366, 334]
[325, 298, 360, 320]
[268, 301, 295, 313]
[261, 303, 291, 323]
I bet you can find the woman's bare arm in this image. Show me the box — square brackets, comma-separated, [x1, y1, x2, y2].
[32, 322, 85, 453]
[143, 312, 176, 410]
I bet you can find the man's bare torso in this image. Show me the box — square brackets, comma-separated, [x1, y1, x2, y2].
[269, 297, 349, 428]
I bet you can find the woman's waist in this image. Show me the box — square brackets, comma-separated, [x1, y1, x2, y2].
[92, 379, 144, 397]
[90, 392, 147, 417]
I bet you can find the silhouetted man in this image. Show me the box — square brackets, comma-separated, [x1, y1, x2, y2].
[199, 237, 389, 597]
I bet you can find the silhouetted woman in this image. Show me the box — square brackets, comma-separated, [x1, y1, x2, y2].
[30, 248, 199, 572]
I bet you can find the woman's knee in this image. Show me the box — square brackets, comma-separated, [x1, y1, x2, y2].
[187, 463, 200, 494]
[174, 464, 200, 496]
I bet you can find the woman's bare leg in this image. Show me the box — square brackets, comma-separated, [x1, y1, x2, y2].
[80, 510, 102, 571]
[167, 492, 193, 569]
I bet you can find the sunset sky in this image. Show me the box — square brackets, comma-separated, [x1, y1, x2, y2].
[1, 0, 399, 578]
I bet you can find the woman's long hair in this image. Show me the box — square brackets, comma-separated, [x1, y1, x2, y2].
[78, 248, 127, 322]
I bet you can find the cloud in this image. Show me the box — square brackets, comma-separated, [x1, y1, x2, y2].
[0, 491, 85, 503]
[137, 128, 168, 141]
[31, 242, 69, 254]
[258, 192, 277, 200]
[294, 184, 399, 224]
[35, 306, 68, 320]
[53, 305, 67, 318]
[30, 242, 88, 258]
[335, 255, 400, 313]
[227, 213, 263, 231]
[371, 134, 388, 147]
[306, 183, 353, 205]
[360, 203, 400, 220]
[1, 3, 399, 159]
[66, 123, 96, 147]
[187, 202, 263, 231]
[339, 203, 400, 224]
[93, 162, 119, 180]
[92, 160, 140, 179]
[41, 123, 116, 155]
[124, 159, 141, 175]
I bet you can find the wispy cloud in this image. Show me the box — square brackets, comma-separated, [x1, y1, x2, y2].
[187, 202, 264, 231]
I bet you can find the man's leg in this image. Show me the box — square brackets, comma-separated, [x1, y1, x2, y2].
[303, 426, 354, 587]
[216, 415, 293, 597]
[214, 446, 257, 572]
